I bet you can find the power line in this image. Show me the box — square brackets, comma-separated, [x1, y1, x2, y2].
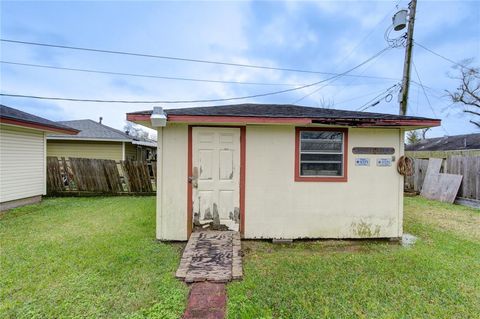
[0, 61, 302, 86]
[292, 47, 389, 104]
[0, 47, 391, 104]
[335, 87, 397, 106]
[1, 60, 394, 87]
[412, 61, 437, 117]
[0, 38, 398, 81]
[412, 60, 450, 135]
[414, 41, 471, 69]
[356, 84, 400, 111]
[300, 0, 402, 103]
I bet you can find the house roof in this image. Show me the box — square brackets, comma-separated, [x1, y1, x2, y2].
[127, 103, 441, 127]
[405, 133, 480, 151]
[47, 119, 156, 146]
[0, 104, 79, 134]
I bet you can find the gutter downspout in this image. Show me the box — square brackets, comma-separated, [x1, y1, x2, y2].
[122, 142, 126, 161]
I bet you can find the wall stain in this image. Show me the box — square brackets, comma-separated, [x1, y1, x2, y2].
[212, 203, 220, 226]
[204, 207, 212, 220]
[193, 212, 200, 226]
[351, 220, 381, 237]
[233, 207, 240, 224]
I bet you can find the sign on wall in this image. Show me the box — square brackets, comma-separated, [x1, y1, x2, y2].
[376, 158, 392, 167]
[352, 147, 395, 155]
[355, 158, 370, 166]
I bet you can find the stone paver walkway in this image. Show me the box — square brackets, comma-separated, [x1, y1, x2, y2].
[176, 230, 242, 282]
[183, 282, 226, 319]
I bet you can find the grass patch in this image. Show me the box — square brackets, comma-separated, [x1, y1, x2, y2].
[405, 196, 480, 241]
[2, 196, 479, 318]
[0, 197, 187, 319]
[227, 197, 480, 319]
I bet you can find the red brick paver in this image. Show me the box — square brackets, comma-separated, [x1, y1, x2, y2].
[183, 282, 227, 319]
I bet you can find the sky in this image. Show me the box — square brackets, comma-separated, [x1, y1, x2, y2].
[1, 0, 479, 138]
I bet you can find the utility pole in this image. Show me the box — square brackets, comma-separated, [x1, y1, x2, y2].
[399, 0, 417, 116]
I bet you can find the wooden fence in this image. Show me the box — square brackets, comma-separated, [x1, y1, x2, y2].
[47, 157, 156, 195]
[405, 156, 480, 200]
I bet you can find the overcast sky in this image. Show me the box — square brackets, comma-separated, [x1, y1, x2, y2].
[1, 0, 479, 138]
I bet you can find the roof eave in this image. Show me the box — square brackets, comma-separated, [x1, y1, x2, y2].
[47, 136, 132, 142]
[127, 113, 441, 128]
[0, 117, 80, 135]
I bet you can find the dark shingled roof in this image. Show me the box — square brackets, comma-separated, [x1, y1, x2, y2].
[128, 103, 437, 121]
[405, 133, 480, 151]
[0, 104, 78, 134]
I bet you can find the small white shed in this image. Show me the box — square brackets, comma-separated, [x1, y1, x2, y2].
[127, 104, 440, 241]
[0, 105, 78, 211]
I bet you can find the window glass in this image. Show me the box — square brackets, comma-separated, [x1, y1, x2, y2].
[299, 130, 344, 177]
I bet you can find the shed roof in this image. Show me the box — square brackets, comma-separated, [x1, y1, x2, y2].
[405, 133, 480, 151]
[127, 103, 440, 127]
[0, 104, 79, 134]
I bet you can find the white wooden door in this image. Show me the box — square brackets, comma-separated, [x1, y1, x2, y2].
[192, 127, 240, 231]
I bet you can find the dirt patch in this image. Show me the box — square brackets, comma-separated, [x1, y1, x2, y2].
[241, 239, 396, 256]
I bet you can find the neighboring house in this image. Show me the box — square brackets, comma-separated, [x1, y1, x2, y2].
[127, 103, 440, 241]
[0, 105, 79, 210]
[47, 119, 156, 161]
[405, 133, 480, 159]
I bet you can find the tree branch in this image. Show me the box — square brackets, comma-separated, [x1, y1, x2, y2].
[469, 120, 480, 129]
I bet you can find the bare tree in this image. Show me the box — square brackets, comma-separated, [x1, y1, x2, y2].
[421, 128, 430, 139]
[124, 121, 150, 139]
[447, 61, 480, 129]
[315, 96, 334, 109]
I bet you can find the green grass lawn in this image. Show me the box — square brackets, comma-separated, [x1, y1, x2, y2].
[227, 197, 480, 319]
[1, 196, 479, 319]
[0, 197, 187, 319]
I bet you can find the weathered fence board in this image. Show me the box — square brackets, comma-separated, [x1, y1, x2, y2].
[46, 157, 64, 193]
[122, 160, 153, 193]
[46, 157, 155, 195]
[446, 156, 480, 200]
[405, 159, 429, 192]
[406, 156, 480, 201]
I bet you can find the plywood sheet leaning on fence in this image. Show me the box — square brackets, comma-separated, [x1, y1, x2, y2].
[421, 173, 463, 203]
[421, 158, 463, 203]
[420, 158, 443, 194]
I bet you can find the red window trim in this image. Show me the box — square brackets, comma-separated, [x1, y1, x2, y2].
[294, 127, 348, 182]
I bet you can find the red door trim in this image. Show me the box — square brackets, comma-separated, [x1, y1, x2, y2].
[295, 127, 349, 182]
[187, 125, 246, 238]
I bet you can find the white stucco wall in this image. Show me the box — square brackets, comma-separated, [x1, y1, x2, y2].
[244, 125, 403, 239]
[157, 123, 188, 241]
[157, 124, 403, 240]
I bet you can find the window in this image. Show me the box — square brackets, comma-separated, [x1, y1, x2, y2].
[295, 127, 348, 182]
